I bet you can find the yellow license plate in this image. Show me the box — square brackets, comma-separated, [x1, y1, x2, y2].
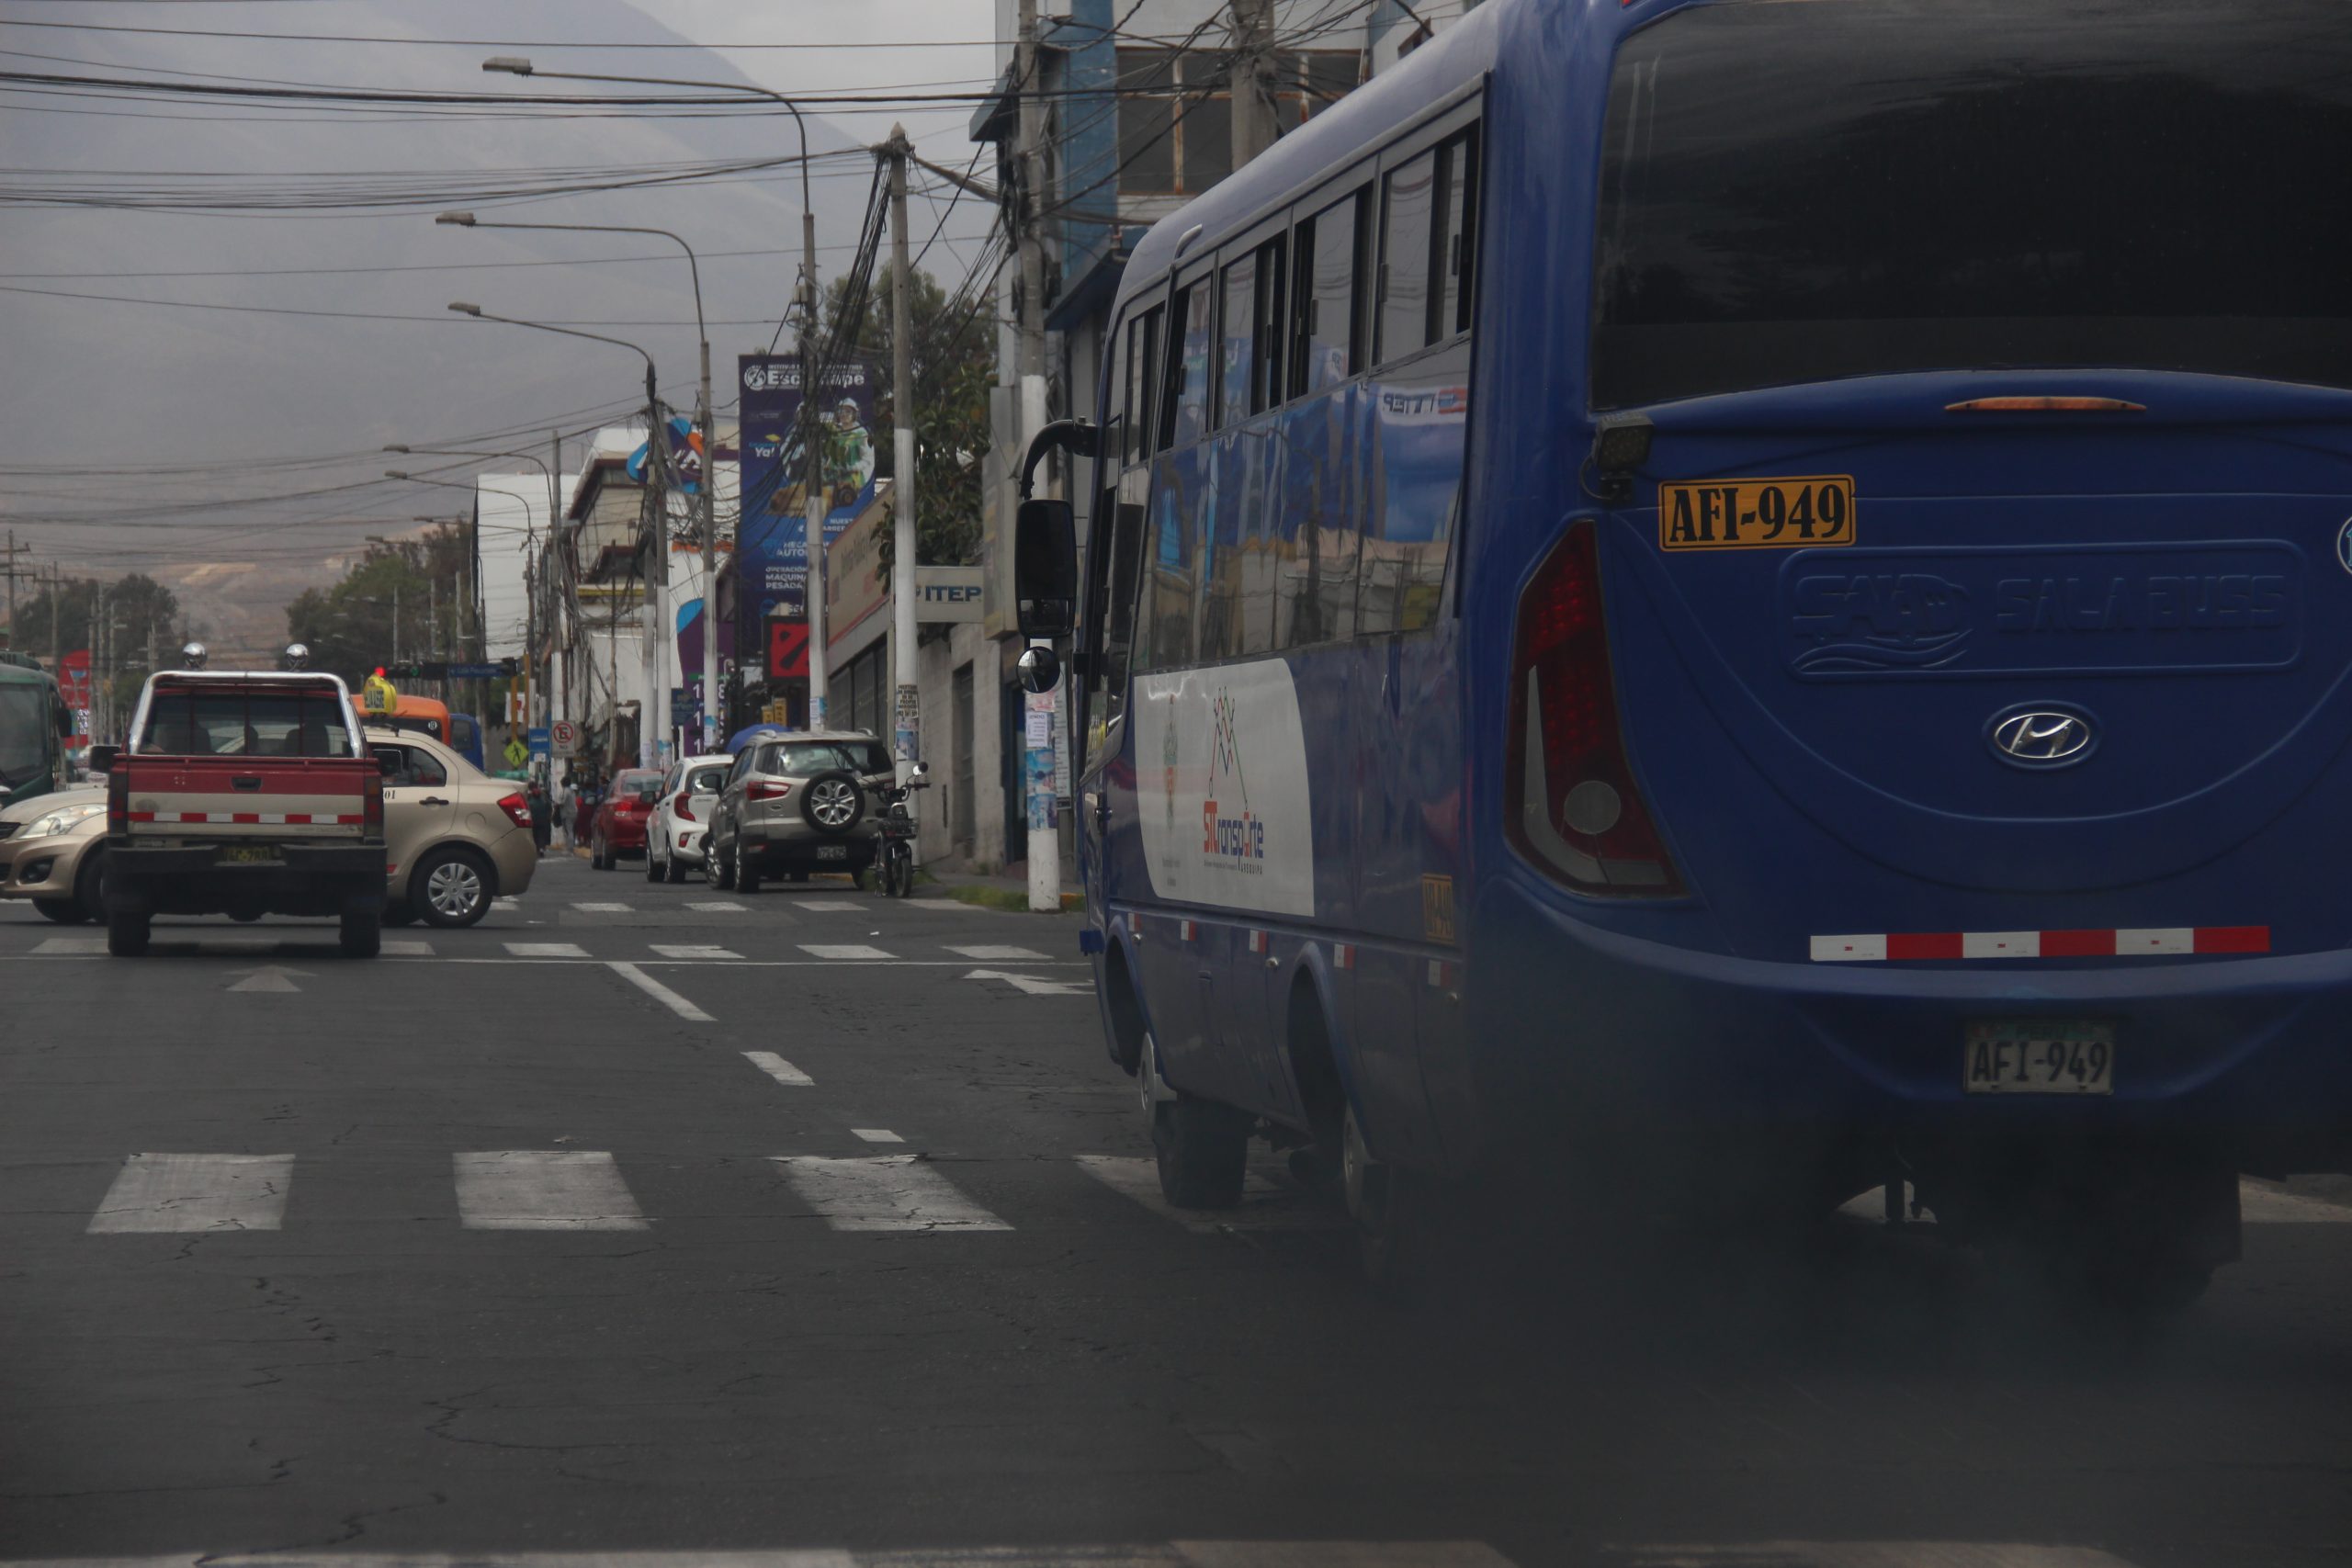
[219, 845, 281, 865]
[1658, 475, 1856, 551]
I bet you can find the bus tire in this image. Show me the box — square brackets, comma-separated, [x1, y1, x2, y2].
[1142, 1032, 1249, 1209]
[107, 908, 150, 957]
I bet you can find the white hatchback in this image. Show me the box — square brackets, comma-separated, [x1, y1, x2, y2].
[646, 753, 734, 884]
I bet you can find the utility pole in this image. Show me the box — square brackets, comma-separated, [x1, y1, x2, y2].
[0, 531, 29, 646]
[1231, 0, 1280, 165]
[800, 269, 827, 731]
[1015, 0, 1060, 912]
[884, 126, 922, 807]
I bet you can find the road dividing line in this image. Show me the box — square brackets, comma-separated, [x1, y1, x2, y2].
[773, 1154, 1012, 1231]
[800, 943, 894, 960]
[452, 1150, 650, 1231]
[650, 943, 740, 960]
[607, 961, 715, 1021]
[792, 899, 864, 911]
[88, 1153, 294, 1234]
[573, 901, 633, 913]
[849, 1128, 905, 1144]
[743, 1051, 814, 1087]
[1075, 1155, 1344, 1235]
[32, 937, 107, 956]
[689, 900, 747, 913]
[947, 944, 1050, 961]
[504, 941, 590, 958]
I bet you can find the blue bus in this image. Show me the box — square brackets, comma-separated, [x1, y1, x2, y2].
[1049, 0, 2352, 1303]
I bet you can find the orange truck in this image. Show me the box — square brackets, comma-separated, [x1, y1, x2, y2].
[93, 662, 389, 958]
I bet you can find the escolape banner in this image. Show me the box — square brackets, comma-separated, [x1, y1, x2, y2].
[738, 353, 878, 628]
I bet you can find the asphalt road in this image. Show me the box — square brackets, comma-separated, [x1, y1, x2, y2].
[3, 853, 2349, 1567]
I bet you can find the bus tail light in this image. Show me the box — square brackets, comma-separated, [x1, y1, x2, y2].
[1504, 520, 1681, 895]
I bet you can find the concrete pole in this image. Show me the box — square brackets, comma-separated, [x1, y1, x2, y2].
[798, 192, 826, 731]
[640, 372, 667, 770]
[1016, 0, 1060, 911]
[885, 127, 921, 799]
[1231, 0, 1280, 165]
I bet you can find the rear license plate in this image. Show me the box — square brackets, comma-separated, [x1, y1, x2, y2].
[814, 843, 848, 861]
[219, 845, 281, 866]
[1964, 1019, 2114, 1095]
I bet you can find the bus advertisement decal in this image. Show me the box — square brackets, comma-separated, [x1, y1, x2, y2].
[1132, 661, 1317, 919]
[1658, 476, 1855, 551]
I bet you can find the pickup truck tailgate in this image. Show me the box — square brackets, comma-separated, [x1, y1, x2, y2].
[123, 757, 371, 840]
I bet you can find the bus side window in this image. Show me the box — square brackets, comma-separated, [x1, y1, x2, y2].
[1438, 126, 1479, 336]
[1125, 303, 1163, 467]
[1216, 251, 1256, 432]
[1251, 234, 1287, 413]
[1164, 277, 1215, 449]
[1376, 148, 1439, 363]
[1292, 189, 1364, 397]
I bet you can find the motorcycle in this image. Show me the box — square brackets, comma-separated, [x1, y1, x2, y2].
[872, 761, 930, 898]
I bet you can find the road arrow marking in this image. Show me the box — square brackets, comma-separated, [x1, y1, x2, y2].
[961, 967, 1093, 997]
[227, 965, 311, 994]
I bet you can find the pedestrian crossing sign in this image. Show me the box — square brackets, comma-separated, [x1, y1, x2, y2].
[503, 738, 528, 768]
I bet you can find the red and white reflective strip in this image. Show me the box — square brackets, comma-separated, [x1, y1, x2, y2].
[1176, 918, 1199, 942]
[1332, 942, 1355, 971]
[1247, 929, 1270, 955]
[128, 810, 360, 825]
[1811, 927, 2270, 963]
[1426, 959, 1460, 988]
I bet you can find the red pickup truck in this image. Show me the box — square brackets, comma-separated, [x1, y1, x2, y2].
[92, 666, 388, 957]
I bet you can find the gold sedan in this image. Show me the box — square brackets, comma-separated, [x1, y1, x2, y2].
[0, 787, 107, 923]
[366, 726, 538, 928]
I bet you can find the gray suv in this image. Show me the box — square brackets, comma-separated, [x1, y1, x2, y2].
[707, 730, 894, 893]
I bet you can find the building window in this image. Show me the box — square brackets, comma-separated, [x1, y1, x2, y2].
[1116, 49, 1235, 196]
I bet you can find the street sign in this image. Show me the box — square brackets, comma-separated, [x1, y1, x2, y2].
[447, 661, 508, 681]
[550, 719, 580, 756]
[503, 739, 529, 769]
[526, 727, 551, 757]
[767, 619, 810, 680]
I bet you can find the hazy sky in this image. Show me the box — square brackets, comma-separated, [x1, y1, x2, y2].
[0, 0, 1001, 579]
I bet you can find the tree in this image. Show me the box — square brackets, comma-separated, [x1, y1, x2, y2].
[11, 572, 181, 667]
[285, 526, 473, 688]
[816, 265, 990, 570]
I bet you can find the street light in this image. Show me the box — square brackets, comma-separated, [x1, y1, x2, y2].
[433, 216, 718, 754]
[386, 442, 559, 736]
[446, 301, 668, 768]
[481, 54, 823, 733]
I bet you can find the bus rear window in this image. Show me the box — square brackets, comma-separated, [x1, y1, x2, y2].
[1591, 0, 2352, 408]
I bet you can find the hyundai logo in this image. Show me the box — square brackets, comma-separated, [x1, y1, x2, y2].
[1990, 708, 2095, 767]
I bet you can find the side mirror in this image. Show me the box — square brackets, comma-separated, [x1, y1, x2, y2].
[87, 744, 119, 775]
[1016, 643, 1062, 695]
[1013, 498, 1078, 640]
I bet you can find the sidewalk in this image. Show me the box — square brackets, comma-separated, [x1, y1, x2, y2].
[921, 858, 1080, 913]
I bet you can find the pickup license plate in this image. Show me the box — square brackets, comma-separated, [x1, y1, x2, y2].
[1964, 1019, 2114, 1095]
[219, 845, 281, 866]
[814, 843, 848, 861]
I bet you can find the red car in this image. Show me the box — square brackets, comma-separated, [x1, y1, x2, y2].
[589, 769, 666, 870]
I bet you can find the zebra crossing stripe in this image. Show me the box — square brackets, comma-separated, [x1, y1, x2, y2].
[688, 900, 747, 912]
[87, 1153, 294, 1235]
[773, 1154, 1012, 1232]
[572, 901, 632, 913]
[800, 943, 893, 960]
[792, 899, 864, 911]
[381, 939, 434, 957]
[452, 1151, 650, 1231]
[1606, 1547, 2138, 1567]
[650, 943, 739, 960]
[1075, 1155, 1344, 1235]
[742, 1051, 814, 1087]
[33, 937, 107, 956]
[503, 941, 590, 958]
[947, 944, 1049, 961]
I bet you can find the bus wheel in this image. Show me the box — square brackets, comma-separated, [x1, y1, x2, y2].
[1141, 1032, 1249, 1209]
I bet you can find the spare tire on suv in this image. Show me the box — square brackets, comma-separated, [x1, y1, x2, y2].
[798, 770, 866, 836]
